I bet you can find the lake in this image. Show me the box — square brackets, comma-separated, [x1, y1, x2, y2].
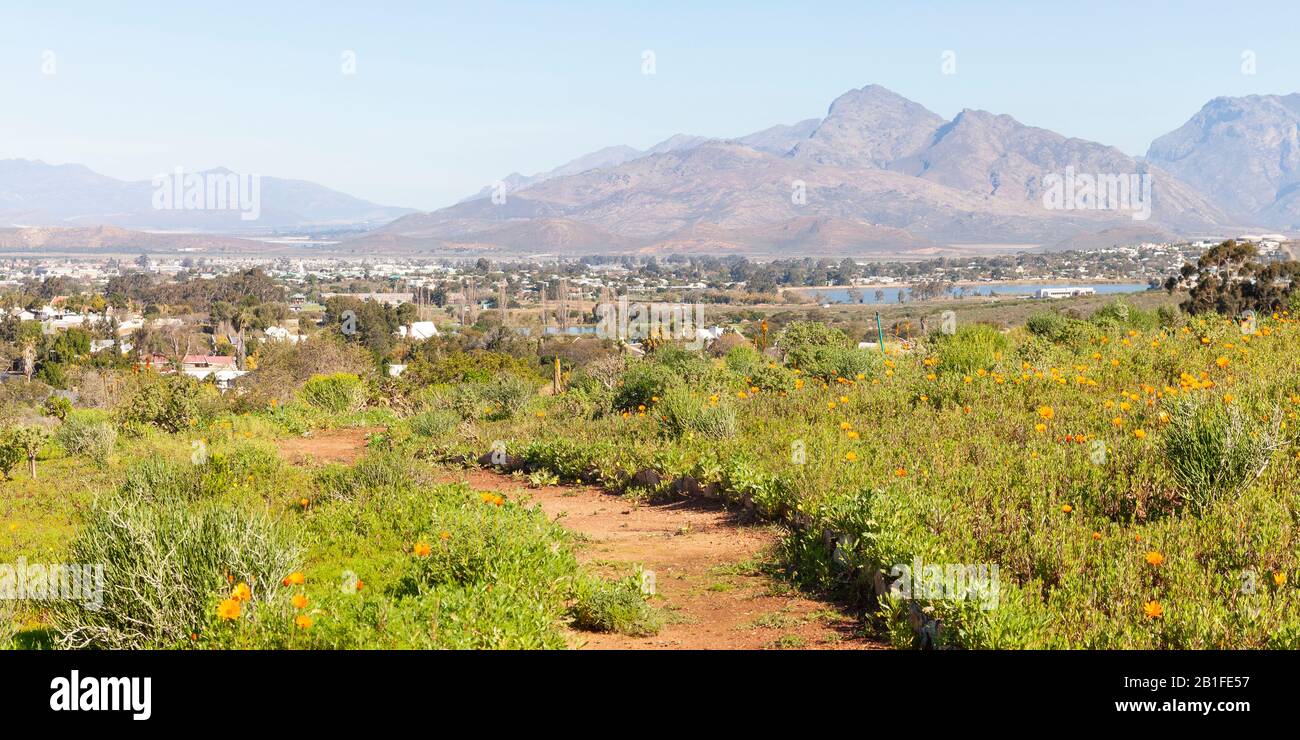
[798, 282, 1152, 305]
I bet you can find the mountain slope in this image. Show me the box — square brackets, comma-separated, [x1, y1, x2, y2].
[1147, 94, 1300, 227]
[364, 85, 1236, 255]
[0, 159, 414, 231]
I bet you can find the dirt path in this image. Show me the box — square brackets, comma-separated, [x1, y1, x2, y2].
[435, 469, 882, 650]
[277, 427, 381, 465]
[278, 428, 882, 649]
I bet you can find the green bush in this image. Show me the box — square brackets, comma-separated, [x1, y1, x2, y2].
[930, 324, 1010, 375]
[749, 363, 797, 392]
[1160, 397, 1282, 513]
[570, 574, 663, 637]
[1026, 311, 1098, 346]
[612, 361, 678, 411]
[724, 344, 763, 376]
[777, 321, 850, 356]
[41, 395, 73, 421]
[56, 411, 118, 461]
[406, 409, 460, 439]
[300, 373, 367, 414]
[116, 375, 212, 434]
[658, 386, 737, 440]
[445, 373, 535, 420]
[48, 495, 301, 649]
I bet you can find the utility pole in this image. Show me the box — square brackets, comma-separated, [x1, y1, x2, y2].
[558, 278, 570, 332]
[498, 280, 508, 325]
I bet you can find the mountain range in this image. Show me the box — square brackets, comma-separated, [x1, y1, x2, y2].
[5, 85, 1300, 256]
[0, 160, 413, 232]
[359, 85, 1296, 255]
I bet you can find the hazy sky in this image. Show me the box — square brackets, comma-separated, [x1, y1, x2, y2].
[2, 0, 1297, 211]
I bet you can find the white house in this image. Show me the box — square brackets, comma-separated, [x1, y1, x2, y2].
[265, 326, 305, 344]
[1035, 287, 1096, 300]
[398, 321, 440, 340]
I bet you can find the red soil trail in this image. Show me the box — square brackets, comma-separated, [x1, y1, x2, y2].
[277, 428, 883, 649]
[435, 469, 884, 650]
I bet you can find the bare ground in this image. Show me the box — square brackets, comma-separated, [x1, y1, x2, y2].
[278, 428, 883, 650]
[435, 469, 883, 650]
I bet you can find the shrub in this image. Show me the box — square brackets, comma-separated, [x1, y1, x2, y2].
[41, 395, 73, 421]
[612, 361, 678, 411]
[749, 363, 797, 392]
[570, 574, 663, 637]
[930, 324, 1010, 374]
[314, 452, 417, 502]
[1, 427, 49, 479]
[48, 496, 301, 649]
[0, 429, 22, 480]
[1026, 311, 1097, 346]
[117, 374, 212, 434]
[776, 321, 850, 356]
[446, 373, 535, 420]
[723, 343, 763, 375]
[1160, 398, 1283, 513]
[300, 373, 367, 414]
[658, 386, 737, 440]
[56, 411, 118, 462]
[406, 409, 460, 439]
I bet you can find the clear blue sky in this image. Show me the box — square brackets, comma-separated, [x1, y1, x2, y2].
[2, 0, 1297, 210]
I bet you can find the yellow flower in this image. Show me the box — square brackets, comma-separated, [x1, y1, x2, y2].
[1037, 406, 1054, 421]
[1133, 429, 1147, 440]
[1143, 600, 1164, 619]
[846, 431, 859, 439]
[230, 582, 251, 602]
[413, 542, 432, 557]
[843, 451, 857, 462]
[282, 572, 305, 586]
[1061, 504, 1073, 514]
[217, 599, 241, 620]
[295, 614, 313, 630]
[1145, 551, 1164, 567]
[1092, 532, 1102, 541]
[1216, 356, 1230, 368]
[291, 593, 309, 609]
[1111, 417, 1124, 427]
[1034, 423, 1047, 433]
[895, 467, 907, 478]
[839, 421, 852, 430]
[1273, 571, 1287, 587]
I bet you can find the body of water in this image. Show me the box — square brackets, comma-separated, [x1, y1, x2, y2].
[798, 282, 1152, 305]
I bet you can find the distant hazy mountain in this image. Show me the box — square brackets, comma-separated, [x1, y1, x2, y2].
[363, 85, 1235, 255]
[0, 159, 414, 231]
[792, 84, 945, 168]
[0, 224, 267, 253]
[1147, 94, 1300, 229]
[735, 118, 821, 156]
[461, 123, 822, 203]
